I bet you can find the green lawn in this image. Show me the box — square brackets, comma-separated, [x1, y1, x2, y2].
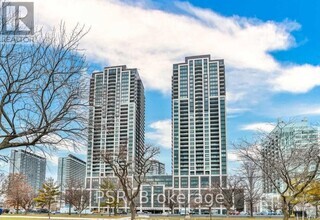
[0, 214, 291, 220]
[0, 213, 126, 219]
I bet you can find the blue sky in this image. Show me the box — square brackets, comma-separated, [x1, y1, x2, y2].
[1, 0, 320, 178]
[133, 0, 320, 173]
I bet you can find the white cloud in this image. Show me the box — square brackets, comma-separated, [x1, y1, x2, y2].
[226, 91, 247, 103]
[29, 0, 320, 100]
[273, 65, 320, 93]
[256, 104, 320, 118]
[227, 107, 250, 114]
[302, 107, 320, 115]
[228, 150, 240, 162]
[241, 122, 275, 132]
[146, 119, 171, 149]
[289, 105, 320, 116]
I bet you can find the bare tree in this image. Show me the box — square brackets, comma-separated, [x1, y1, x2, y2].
[239, 161, 262, 217]
[200, 187, 221, 219]
[0, 23, 88, 152]
[2, 173, 33, 213]
[236, 120, 320, 220]
[215, 176, 243, 216]
[262, 195, 282, 212]
[164, 189, 178, 214]
[64, 178, 80, 215]
[20, 190, 37, 215]
[0, 172, 5, 194]
[64, 178, 90, 217]
[102, 144, 160, 220]
[177, 190, 197, 216]
[100, 177, 123, 216]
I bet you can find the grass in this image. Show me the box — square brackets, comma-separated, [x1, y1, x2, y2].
[0, 214, 291, 220]
[0, 213, 126, 219]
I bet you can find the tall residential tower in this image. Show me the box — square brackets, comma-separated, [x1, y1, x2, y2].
[57, 154, 86, 192]
[172, 55, 227, 193]
[86, 65, 145, 208]
[9, 149, 46, 193]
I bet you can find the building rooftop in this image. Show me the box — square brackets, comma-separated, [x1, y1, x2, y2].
[12, 149, 46, 160]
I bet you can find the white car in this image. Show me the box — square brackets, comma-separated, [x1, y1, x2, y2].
[81, 209, 93, 214]
[240, 211, 249, 216]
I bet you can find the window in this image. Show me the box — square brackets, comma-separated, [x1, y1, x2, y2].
[181, 177, 188, 188]
[190, 177, 199, 188]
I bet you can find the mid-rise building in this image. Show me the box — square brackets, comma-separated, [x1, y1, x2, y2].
[262, 118, 319, 193]
[9, 149, 46, 193]
[139, 175, 173, 212]
[147, 159, 165, 175]
[86, 65, 145, 208]
[57, 154, 86, 192]
[171, 55, 227, 211]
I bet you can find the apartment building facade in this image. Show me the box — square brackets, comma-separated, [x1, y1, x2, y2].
[9, 149, 46, 193]
[57, 154, 86, 192]
[171, 55, 227, 212]
[86, 65, 145, 208]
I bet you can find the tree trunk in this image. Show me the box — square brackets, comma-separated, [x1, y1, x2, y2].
[130, 202, 136, 220]
[282, 202, 290, 220]
[48, 202, 51, 219]
[289, 202, 292, 216]
[250, 201, 254, 217]
[226, 208, 230, 217]
[302, 194, 305, 220]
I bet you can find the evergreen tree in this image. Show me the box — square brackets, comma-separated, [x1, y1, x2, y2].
[34, 178, 60, 219]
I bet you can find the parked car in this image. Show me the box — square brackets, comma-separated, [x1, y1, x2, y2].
[81, 209, 93, 214]
[180, 208, 193, 215]
[240, 211, 249, 216]
[268, 211, 277, 215]
[229, 210, 240, 215]
[259, 211, 269, 215]
[38, 209, 49, 213]
[60, 207, 77, 214]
